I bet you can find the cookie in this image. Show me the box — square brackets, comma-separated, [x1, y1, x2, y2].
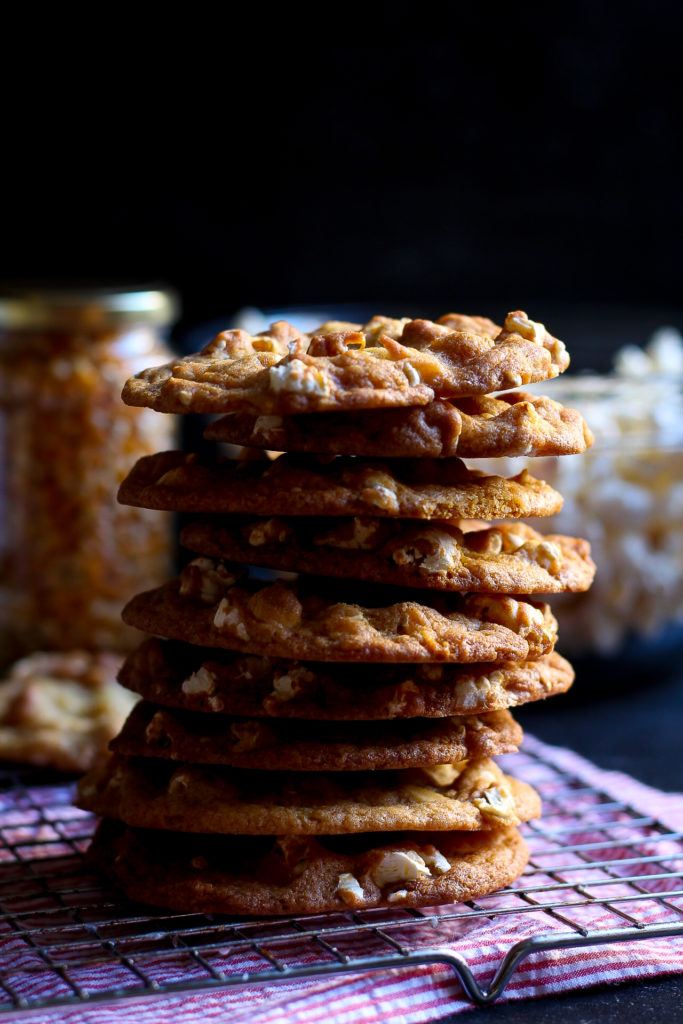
[206, 391, 594, 459]
[181, 518, 595, 595]
[122, 561, 559, 662]
[0, 650, 136, 773]
[76, 754, 541, 833]
[119, 640, 574, 719]
[111, 703, 522, 771]
[118, 451, 563, 520]
[122, 311, 569, 415]
[88, 819, 530, 914]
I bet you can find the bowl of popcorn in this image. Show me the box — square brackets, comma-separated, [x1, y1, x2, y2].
[503, 327, 683, 678]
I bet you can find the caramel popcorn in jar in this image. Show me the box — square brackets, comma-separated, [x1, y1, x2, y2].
[0, 286, 179, 665]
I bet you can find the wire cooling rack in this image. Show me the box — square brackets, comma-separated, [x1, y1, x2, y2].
[1, 745, 683, 1016]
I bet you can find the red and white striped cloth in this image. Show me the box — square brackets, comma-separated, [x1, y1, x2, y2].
[2, 734, 683, 1024]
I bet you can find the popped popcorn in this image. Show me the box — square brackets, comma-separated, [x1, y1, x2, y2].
[479, 327, 683, 654]
[370, 849, 431, 888]
[181, 666, 216, 696]
[473, 783, 517, 822]
[336, 872, 365, 906]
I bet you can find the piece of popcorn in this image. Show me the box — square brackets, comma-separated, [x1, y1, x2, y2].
[422, 847, 451, 875]
[213, 601, 250, 640]
[336, 872, 365, 907]
[473, 783, 517, 821]
[370, 850, 431, 888]
[387, 889, 409, 903]
[269, 361, 331, 396]
[181, 666, 216, 696]
[418, 763, 466, 787]
[385, 678, 420, 715]
[269, 666, 315, 702]
[359, 472, 400, 513]
[522, 539, 563, 574]
[503, 531, 526, 552]
[504, 310, 547, 344]
[393, 528, 463, 574]
[478, 596, 545, 633]
[454, 676, 493, 709]
[465, 528, 504, 556]
[179, 558, 236, 604]
[615, 326, 683, 377]
[247, 518, 291, 546]
[363, 316, 412, 344]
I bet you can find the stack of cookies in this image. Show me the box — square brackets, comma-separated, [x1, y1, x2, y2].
[77, 310, 595, 915]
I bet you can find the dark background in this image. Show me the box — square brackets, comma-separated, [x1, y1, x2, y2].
[4, 1, 682, 357]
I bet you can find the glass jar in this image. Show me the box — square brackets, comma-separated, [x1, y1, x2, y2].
[0, 285, 179, 667]
[525, 375, 683, 659]
[474, 372, 683, 682]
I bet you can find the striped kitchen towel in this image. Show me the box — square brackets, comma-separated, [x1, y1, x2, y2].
[1, 734, 682, 1024]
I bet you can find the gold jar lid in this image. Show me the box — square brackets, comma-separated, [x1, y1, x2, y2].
[0, 284, 179, 330]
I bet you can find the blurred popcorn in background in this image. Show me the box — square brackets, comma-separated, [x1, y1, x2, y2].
[495, 328, 683, 656]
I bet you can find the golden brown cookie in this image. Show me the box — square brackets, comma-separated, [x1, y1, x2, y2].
[122, 311, 569, 415]
[181, 518, 595, 595]
[122, 561, 558, 663]
[118, 451, 563, 520]
[76, 754, 541, 834]
[206, 391, 594, 459]
[111, 703, 522, 771]
[119, 640, 574, 719]
[121, 319, 299, 408]
[88, 819, 530, 914]
[0, 651, 136, 773]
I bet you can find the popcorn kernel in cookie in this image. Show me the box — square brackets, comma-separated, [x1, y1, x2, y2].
[336, 872, 365, 907]
[370, 849, 431, 888]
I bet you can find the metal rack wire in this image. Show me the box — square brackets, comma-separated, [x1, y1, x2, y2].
[1, 744, 682, 1015]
